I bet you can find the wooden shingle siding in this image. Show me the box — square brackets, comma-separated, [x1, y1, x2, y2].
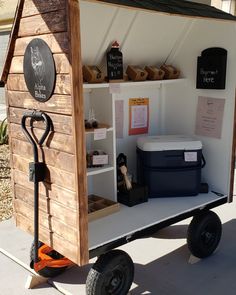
[10, 54, 70, 74]
[19, 10, 67, 37]
[7, 74, 71, 95]
[11, 139, 75, 173]
[9, 107, 73, 135]
[14, 33, 69, 56]
[7, 91, 72, 115]
[13, 170, 77, 209]
[5, 0, 88, 265]
[22, 0, 66, 18]
[16, 213, 78, 261]
[10, 123, 74, 154]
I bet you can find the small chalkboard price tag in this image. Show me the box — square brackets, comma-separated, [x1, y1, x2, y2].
[107, 41, 123, 81]
[23, 38, 56, 102]
[196, 47, 227, 89]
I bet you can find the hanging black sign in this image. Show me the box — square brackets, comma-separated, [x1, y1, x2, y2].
[196, 47, 227, 89]
[23, 38, 56, 102]
[107, 41, 123, 81]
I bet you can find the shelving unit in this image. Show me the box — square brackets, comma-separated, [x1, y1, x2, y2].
[84, 86, 117, 202]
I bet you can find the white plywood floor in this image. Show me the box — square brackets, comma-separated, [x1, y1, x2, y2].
[89, 192, 226, 249]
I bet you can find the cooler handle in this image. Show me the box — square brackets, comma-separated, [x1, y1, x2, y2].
[201, 154, 206, 168]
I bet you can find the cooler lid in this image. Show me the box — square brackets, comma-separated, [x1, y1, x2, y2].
[137, 135, 202, 151]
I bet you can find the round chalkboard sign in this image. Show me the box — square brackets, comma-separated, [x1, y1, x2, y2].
[23, 38, 56, 102]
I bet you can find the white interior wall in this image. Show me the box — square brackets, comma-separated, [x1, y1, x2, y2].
[80, 0, 236, 196]
[164, 20, 236, 194]
[80, 0, 190, 72]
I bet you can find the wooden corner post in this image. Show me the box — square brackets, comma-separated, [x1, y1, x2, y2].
[67, 0, 89, 265]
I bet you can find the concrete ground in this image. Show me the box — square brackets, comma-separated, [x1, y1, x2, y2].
[0, 104, 6, 121]
[1, 200, 236, 295]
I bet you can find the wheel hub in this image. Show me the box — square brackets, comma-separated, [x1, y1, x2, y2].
[106, 269, 124, 293]
[202, 230, 214, 245]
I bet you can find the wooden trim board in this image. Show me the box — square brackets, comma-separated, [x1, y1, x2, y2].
[67, 0, 89, 265]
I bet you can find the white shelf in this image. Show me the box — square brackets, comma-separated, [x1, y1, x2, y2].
[83, 78, 186, 90]
[87, 165, 114, 176]
[86, 127, 113, 134]
[89, 192, 226, 249]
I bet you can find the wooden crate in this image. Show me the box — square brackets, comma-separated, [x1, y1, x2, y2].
[88, 195, 120, 222]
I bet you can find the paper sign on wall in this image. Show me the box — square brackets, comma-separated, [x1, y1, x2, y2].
[129, 98, 149, 135]
[94, 128, 107, 140]
[115, 100, 124, 138]
[195, 96, 225, 139]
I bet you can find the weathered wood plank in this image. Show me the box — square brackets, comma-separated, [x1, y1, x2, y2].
[9, 107, 73, 135]
[14, 32, 69, 56]
[7, 74, 71, 95]
[7, 91, 72, 115]
[10, 123, 74, 154]
[22, 0, 66, 18]
[9, 54, 70, 74]
[15, 192, 77, 230]
[16, 213, 78, 262]
[19, 10, 67, 37]
[12, 154, 75, 190]
[12, 138, 75, 173]
[68, 0, 88, 265]
[13, 169, 77, 209]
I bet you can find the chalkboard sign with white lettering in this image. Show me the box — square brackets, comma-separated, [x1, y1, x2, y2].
[107, 41, 123, 81]
[23, 38, 56, 102]
[196, 47, 227, 89]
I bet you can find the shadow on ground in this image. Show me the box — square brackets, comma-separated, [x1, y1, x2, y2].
[50, 219, 236, 295]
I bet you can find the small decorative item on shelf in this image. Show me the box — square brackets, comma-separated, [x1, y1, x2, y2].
[126, 65, 148, 81]
[106, 41, 123, 82]
[88, 195, 120, 222]
[160, 64, 180, 79]
[83, 65, 105, 83]
[117, 153, 148, 207]
[85, 108, 98, 129]
[145, 66, 165, 80]
[86, 150, 108, 168]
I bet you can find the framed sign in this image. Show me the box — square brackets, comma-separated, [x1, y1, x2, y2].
[23, 38, 56, 102]
[196, 47, 227, 89]
[129, 98, 149, 136]
[107, 41, 123, 81]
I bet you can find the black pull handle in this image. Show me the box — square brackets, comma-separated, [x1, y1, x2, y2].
[21, 110, 51, 146]
[201, 154, 206, 168]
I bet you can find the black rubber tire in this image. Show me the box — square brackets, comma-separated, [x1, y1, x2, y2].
[86, 250, 134, 295]
[187, 211, 222, 258]
[30, 241, 67, 278]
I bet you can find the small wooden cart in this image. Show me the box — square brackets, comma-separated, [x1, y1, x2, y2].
[1, 0, 236, 294]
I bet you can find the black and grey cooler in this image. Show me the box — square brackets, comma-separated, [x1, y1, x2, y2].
[136, 135, 205, 197]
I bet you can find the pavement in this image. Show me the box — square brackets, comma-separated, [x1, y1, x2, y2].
[0, 104, 6, 121]
[1, 200, 236, 295]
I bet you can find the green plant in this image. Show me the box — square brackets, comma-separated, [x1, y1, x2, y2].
[0, 118, 8, 145]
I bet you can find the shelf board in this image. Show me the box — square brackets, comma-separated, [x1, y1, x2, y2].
[83, 78, 186, 90]
[87, 165, 114, 176]
[85, 124, 113, 134]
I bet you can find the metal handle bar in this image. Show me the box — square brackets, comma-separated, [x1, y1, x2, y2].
[21, 110, 51, 146]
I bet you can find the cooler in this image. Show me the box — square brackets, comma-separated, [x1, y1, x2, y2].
[136, 135, 204, 197]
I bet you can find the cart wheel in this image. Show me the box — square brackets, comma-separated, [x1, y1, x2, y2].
[30, 241, 67, 277]
[86, 250, 134, 295]
[187, 211, 222, 258]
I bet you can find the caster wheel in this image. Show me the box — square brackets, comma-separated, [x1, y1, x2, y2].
[30, 241, 67, 278]
[187, 211, 222, 258]
[86, 249, 134, 295]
